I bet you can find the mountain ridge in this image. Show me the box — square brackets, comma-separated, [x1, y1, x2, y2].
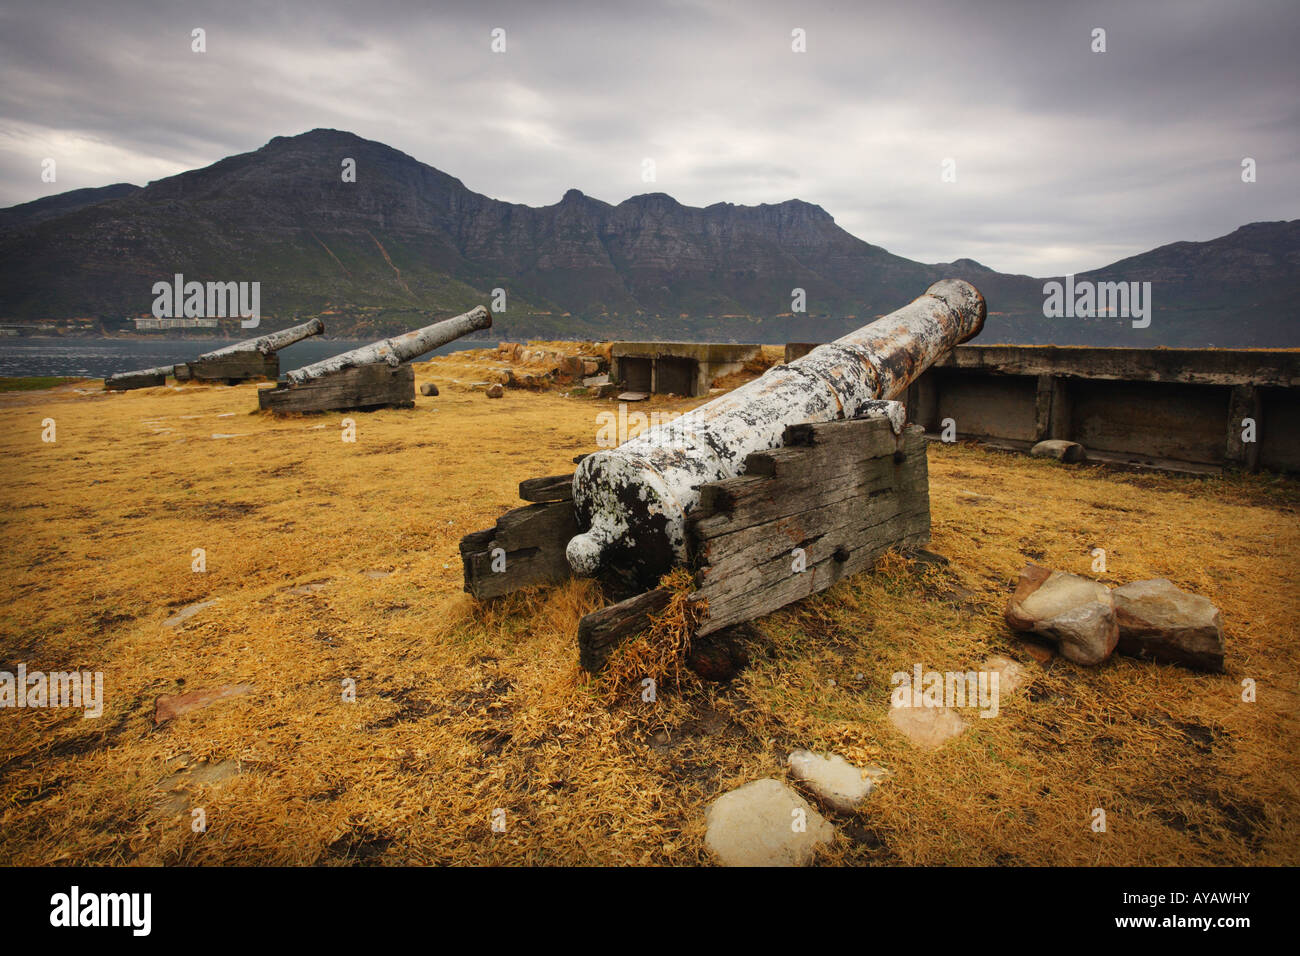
[0, 128, 1295, 347]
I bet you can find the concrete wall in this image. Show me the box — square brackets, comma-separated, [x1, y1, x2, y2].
[892, 345, 1300, 473]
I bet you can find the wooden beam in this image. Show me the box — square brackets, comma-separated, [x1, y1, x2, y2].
[518, 474, 574, 502]
[258, 363, 415, 415]
[460, 498, 578, 600]
[577, 587, 672, 672]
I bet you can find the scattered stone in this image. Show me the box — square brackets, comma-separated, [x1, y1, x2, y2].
[559, 356, 585, 380]
[420, 382, 439, 396]
[1030, 439, 1087, 463]
[888, 704, 968, 749]
[704, 779, 834, 866]
[362, 569, 392, 580]
[154, 758, 242, 815]
[154, 684, 254, 725]
[957, 489, 993, 503]
[1005, 564, 1118, 665]
[486, 383, 504, 398]
[583, 374, 611, 388]
[284, 581, 330, 596]
[983, 654, 1031, 694]
[618, 391, 649, 402]
[210, 433, 246, 439]
[1113, 578, 1225, 672]
[786, 751, 880, 812]
[163, 599, 221, 628]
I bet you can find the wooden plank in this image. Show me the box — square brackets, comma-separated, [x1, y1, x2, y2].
[688, 418, 930, 637]
[258, 363, 415, 414]
[187, 352, 279, 382]
[692, 517, 930, 636]
[783, 414, 902, 447]
[460, 499, 577, 600]
[577, 587, 672, 672]
[519, 474, 574, 502]
[693, 448, 924, 527]
[694, 492, 928, 576]
[491, 501, 578, 553]
[695, 426, 925, 522]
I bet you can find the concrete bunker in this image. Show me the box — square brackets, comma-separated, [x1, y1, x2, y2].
[610, 342, 760, 397]
[890, 345, 1297, 473]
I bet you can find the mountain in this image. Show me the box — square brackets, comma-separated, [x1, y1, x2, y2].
[0, 129, 1295, 347]
[0, 183, 140, 231]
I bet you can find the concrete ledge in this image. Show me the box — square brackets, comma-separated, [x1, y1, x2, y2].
[933, 345, 1300, 387]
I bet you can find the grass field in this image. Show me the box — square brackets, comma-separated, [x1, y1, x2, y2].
[0, 350, 1296, 865]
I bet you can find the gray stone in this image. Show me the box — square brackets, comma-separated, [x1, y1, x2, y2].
[1005, 564, 1118, 665]
[786, 750, 883, 812]
[1113, 578, 1225, 672]
[486, 383, 504, 398]
[704, 779, 834, 866]
[420, 382, 439, 396]
[1030, 439, 1087, 463]
[163, 599, 221, 628]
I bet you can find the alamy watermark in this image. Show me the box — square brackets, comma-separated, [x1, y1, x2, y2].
[151, 273, 260, 328]
[596, 403, 685, 449]
[1043, 275, 1151, 328]
[1, 664, 103, 717]
[50, 886, 150, 936]
[892, 663, 1000, 718]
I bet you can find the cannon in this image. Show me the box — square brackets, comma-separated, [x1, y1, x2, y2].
[284, 307, 491, 385]
[173, 318, 326, 382]
[104, 364, 174, 390]
[566, 279, 986, 587]
[259, 306, 492, 413]
[105, 319, 326, 390]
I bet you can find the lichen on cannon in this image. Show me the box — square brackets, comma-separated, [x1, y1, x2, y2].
[565, 279, 986, 589]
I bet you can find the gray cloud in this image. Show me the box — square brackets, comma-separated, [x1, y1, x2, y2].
[0, 0, 1296, 275]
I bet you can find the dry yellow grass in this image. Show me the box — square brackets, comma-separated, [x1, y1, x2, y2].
[0, 348, 1296, 865]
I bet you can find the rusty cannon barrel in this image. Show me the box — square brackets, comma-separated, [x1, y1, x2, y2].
[285, 307, 491, 385]
[566, 279, 985, 586]
[194, 318, 324, 359]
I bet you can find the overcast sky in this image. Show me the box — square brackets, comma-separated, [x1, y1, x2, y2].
[0, 0, 1296, 276]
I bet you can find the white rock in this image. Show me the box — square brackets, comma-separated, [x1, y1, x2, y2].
[1030, 439, 1086, 462]
[786, 750, 882, 812]
[983, 655, 1032, 694]
[1005, 564, 1118, 665]
[163, 599, 221, 628]
[888, 703, 968, 749]
[704, 779, 834, 866]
